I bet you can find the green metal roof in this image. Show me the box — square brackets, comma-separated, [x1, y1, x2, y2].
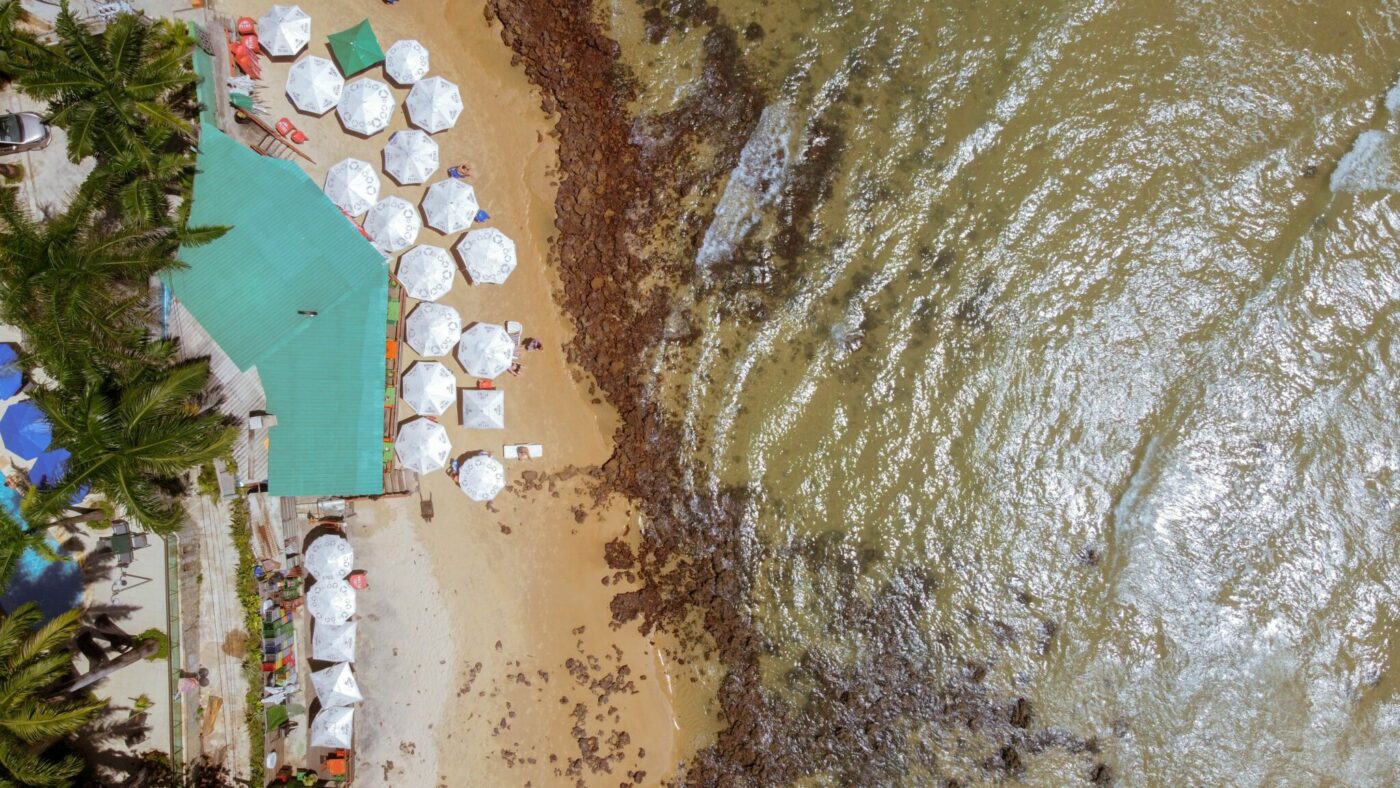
[168, 123, 386, 497]
[327, 20, 384, 75]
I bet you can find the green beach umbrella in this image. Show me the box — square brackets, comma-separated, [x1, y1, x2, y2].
[327, 20, 384, 75]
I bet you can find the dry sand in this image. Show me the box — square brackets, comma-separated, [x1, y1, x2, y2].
[216, 0, 705, 783]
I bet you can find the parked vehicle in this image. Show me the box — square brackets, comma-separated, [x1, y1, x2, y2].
[0, 112, 52, 155]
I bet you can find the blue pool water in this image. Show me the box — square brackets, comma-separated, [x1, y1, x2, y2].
[0, 486, 83, 619]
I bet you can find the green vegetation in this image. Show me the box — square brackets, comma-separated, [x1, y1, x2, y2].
[0, 604, 106, 786]
[0, 504, 62, 587]
[227, 495, 264, 787]
[136, 627, 170, 661]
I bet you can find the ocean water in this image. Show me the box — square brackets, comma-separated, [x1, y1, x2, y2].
[609, 0, 1400, 782]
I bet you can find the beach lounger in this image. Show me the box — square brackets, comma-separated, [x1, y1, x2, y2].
[504, 443, 543, 459]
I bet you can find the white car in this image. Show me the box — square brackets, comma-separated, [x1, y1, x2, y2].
[0, 112, 52, 155]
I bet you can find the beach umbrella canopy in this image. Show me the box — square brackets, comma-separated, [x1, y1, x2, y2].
[305, 535, 354, 580]
[458, 454, 506, 501]
[459, 389, 504, 430]
[327, 19, 384, 75]
[364, 196, 421, 255]
[0, 344, 21, 399]
[311, 662, 364, 708]
[286, 55, 344, 114]
[306, 579, 356, 625]
[28, 448, 90, 504]
[0, 401, 51, 460]
[337, 77, 394, 136]
[310, 705, 354, 749]
[395, 245, 455, 301]
[323, 158, 380, 216]
[394, 418, 452, 475]
[401, 361, 456, 416]
[312, 621, 357, 663]
[456, 323, 515, 379]
[404, 302, 461, 357]
[383, 129, 440, 185]
[257, 5, 311, 57]
[406, 76, 462, 134]
[457, 228, 517, 285]
[384, 39, 429, 85]
[422, 179, 478, 235]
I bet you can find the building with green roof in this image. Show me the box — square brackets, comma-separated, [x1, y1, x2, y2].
[167, 122, 386, 497]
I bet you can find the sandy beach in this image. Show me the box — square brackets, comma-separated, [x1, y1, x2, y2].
[213, 0, 706, 783]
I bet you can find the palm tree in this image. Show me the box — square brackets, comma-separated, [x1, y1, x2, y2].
[29, 358, 236, 535]
[0, 504, 60, 590]
[5, 4, 196, 165]
[0, 604, 106, 787]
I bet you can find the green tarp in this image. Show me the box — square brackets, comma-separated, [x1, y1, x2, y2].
[168, 123, 386, 497]
[327, 20, 384, 75]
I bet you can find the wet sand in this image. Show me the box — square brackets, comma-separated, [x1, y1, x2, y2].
[217, 0, 692, 783]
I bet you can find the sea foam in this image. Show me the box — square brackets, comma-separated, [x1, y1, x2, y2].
[695, 104, 799, 269]
[1330, 130, 1400, 192]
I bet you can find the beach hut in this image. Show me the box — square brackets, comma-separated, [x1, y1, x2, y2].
[406, 76, 463, 134]
[401, 361, 457, 417]
[285, 55, 344, 115]
[327, 19, 384, 75]
[0, 401, 51, 459]
[384, 39, 429, 85]
[404, 302, 461, 357]
[382, 129, 440, 185]
[458, 454, 506, 501]
[459, 389, 504, 430]
[323, 158, 380, 216]
[337, 77, 394, 136]
[310, 705, 355, 749]
[422, 179, 479, 235]
[257, 5, 311, 57]
[305, 535, 354, 580]
[394, 418, 452, 475]
[312, 620, 357, 663]
[311, 662, 364, 708]
[0, 344, 22, 399]
[456, 323, 515, 379]
[395, 246, 455, 301]
[306, 579, 356, 625]
[364, 196, 421, 255]
[456, 228, 517, 285]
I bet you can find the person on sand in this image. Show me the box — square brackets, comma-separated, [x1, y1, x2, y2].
[522, 337, 542, 352]
[446, 457, 459, 483]
[516, 446, 530, 461]
[447, 162, 472, 179]
[508, 362, 522, 376]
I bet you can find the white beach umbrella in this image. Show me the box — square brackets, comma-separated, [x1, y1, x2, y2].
[323, 158, 380, 216]
[310, 705, 354, 749]
[456, 323, 515, 379]
[306, 579, 356, 625]
[311, 662, 364, 708]
[457, 228, 517, 285]
[364, 196, 421, 255]
[383, 129, 440, 185]
[458, 454, 506, 501]
[421, 179, 479, 235]
[312, 621, 357, 663]
[395, 245, 455, 301]
[257, 5, 311, 57]
[395, 418, 452, 475]
[286, 55, 343, 115]
[459, 389, 504, 430]
[404, 302, 461, 357]
[401, 361, 456, 416]
[337, 77, 395, 136]
[384, 39, 429, 85]
[304, 535, 354, 580]
[406, 76, 463, 134]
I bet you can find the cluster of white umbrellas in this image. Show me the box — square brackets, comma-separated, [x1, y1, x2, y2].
[305, 529, 363, 747]
[393, 415, 507, 500]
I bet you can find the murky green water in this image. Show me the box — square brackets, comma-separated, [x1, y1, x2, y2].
[610, 0, 1400, 782]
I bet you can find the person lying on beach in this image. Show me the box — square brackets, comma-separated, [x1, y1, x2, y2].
[447, 162, 472, 179]
[508, 362, 522, 376]
[516, 446, 530, 461]
[522, 337, 543, 352]
[447, 457, 459, 482]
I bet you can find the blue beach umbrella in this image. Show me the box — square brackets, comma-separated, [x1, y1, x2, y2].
[0, 344, 21, 399]
[0, 401, 51, 459]
[29, 449, 89, 504]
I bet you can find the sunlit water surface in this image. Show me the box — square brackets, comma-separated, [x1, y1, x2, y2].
[608, 0, 1400, 782]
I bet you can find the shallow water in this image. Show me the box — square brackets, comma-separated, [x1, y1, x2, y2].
[608, 0, 1400, 782]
